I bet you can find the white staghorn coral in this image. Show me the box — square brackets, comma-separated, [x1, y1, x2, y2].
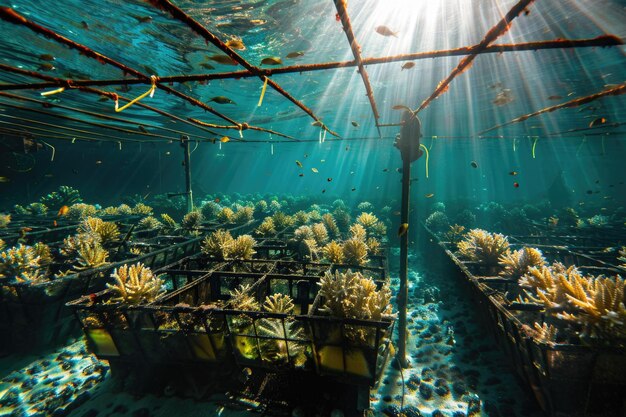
[323, 241, 344, 264]
[342, 238, 368, 266]
[0, 213, 11, 228]
[138, 216, 163, 230]
[0, 244, 47, 283]
[349, 223, 367, 241]
[73, 240, 109, 271]
[263, 293, 295, 314]
[356, 212, 379, 230]
[233, 206, 255, 224]
[321, 213, 340, 239]
[499, 247, 546, 279]
[78, 216, 120, 243]
[311, 223, 329, 245]
[230, 235, 257, 259]
[519, 263, 626, 340]
[457, 229, 510, 265]
[201, 229, 234, 259]
[107, 262, 165, 304]
[318, 270, 393, 322]
[228, 283, 260, 311]
[294, 225, 315, 242]
[255, 217, 276, 237]
[557, 275, 626, 339]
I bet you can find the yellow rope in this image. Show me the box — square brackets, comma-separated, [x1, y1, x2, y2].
[115, 75, 157, 112]
[40, 87, 65, 96]
[531, 136, 538, 158]
[419, 143, 429, 178]
[257, 76, 269, 107]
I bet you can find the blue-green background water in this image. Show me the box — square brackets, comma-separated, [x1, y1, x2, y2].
[0, 0, 625, 212]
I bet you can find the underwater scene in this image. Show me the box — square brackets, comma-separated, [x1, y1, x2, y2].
[0, 0, 625, 416]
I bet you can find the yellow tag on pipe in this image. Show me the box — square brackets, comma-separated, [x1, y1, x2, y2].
[115, 76, 157, 112]
[40, 87, 65, 96]
[257, 76, 268, 107]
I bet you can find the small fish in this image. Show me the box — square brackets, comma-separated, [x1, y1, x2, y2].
[351, 187, 356, 191]
[589, 117, 606, 128]
[375, 25, 398, 37]
[513, 182, 520, 188]
[53, 220, 57, 227]
[327, 177, 332, 182]
[586, 190, 593, 194]
[548, 95, 562, 100]
[346, 146, 350, 151]
[39, 54, 55, 61]
[199, 63, 215, 70]
[320, 159, 325, 163]
[595, 180, 600, 184]
[322, 189, 326, 193]
[398, 223, 409, 237]
[38, 63, 55, 71]
[44, 173, 54, 178]
[225, 39, 245, 50]
[81, 21, 89, 30]
[296, 160, 303, 168]
[311, 168, 318, 173]
[509, 171, 518, 176]
[261, 57, 283, 66]
[351, 121, 359, 127]
[383, 168, 389, 172]
[220, 136, 230, 143]
[131, 15, 153, 23]
[299, 173, 304, 177]
[425, 193, 434, 198]
[58, 205, 69, 216]
[286, 51, 304, 59]
[304, 154, 308, 158]
[209, 96, 236, 105]
[214, 197, 220, 203]
[392, 105, 412, 112]
[401, 62, 415, 71]
[165, 151, 171, 155]
[138, 125, 148, 133]
[0, 176, 10, 183]
[396, 168, 403, 173]
[470, 161, 478, 168]
[208, 54, 238, 65]
[489, 82, 503, 89]
[95, 160, 102, 165]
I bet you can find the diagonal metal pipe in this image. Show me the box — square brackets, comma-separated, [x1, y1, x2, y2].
[333, 0, 382, 138]
[146, 0, 340, 138]
[414, 0, 536, 114]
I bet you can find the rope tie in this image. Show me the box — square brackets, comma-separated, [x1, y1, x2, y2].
[115, 75, 157, 112]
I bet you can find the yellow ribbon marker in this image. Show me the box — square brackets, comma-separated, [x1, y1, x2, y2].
[419, 143, 429, 178]
[257, 76, 269, 107]
[531, 136, 538, 159]
[40, 87, 65, 96]
[115, 75, 157, 113]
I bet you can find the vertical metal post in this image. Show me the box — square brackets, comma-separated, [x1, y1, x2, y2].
[397, 156, 411, 368]
[181, 135, 193, 213]
[394, 111, 423, 369]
